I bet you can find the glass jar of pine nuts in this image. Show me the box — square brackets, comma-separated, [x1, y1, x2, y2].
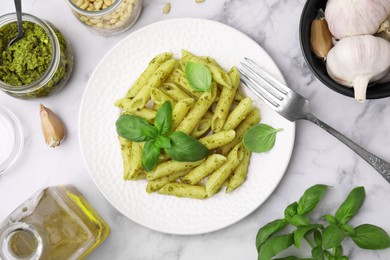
[66, 0, 142, 36]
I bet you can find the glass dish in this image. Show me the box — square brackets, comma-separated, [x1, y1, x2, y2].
[0, 105, 23, 175]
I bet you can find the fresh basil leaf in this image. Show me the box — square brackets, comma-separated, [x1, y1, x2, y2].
[293, 224, 322, 248]
[155, 101, 172, 134]
[340, 224, 355, 237]
[322, 214, 337, 225]
[351, 224, 390, 250]
[323, 250, 333, 259]
[311, 246, 324, 260]
[284, 202, 298, 220]
[314, 229, 322, 247]
[116, 114, 152, 142]
[322, 224, 345, 250]
[140, 124, 159, 139]
[243, 124, 282, 153]
[165, 131, 208, 161]
[256, 219, 288, 251]
[297, 184, 329, 215]
[185, 61, 212, 92]
[335, 186, 365, 224]
[334, 246, 343, 257]
[289, 215, 311, 227]
[155, 135, 171, 149]
[258, 234, 294, 260]
[142, 141, 161, 172]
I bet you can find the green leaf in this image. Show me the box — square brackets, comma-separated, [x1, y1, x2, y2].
[243, 124, 282, 153]
[185, 61, 212, 92]
[140, 124, 159, 139]
[155, 101, 172, 134]
[155, 135, 171, 149]
[311, 246, 324, 260]
[256, 219, 288, 251]
[322, 214, 337, 225]
[334, 246, 342, 257]
[335, 186, 365, 224]
[284, 202, 298, 220]
[116, 114, 152, 142]
[258, 234, 294, 260]
[289, 215, 311, 227]
[294, 224, 322, 248]
[273, 257, 299, 260]
[322, 225, 345, 250]
[297, 184, 329, 215]
[339, 224, 355, 237]
[351, 224, 390, 250]
[314, 230, 322, 247]
[142, 141, 161, 172]
[165, 131, 208, 162]
[323, 250, 332, 259]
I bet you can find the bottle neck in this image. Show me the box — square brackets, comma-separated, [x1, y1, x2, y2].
[1, 222, 43, 260]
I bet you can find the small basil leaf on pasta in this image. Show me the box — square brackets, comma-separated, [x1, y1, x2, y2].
[116, 114, 152, 142]
[243, 124, 282, 153]
[185, 61, 212, 92]
[141, 124, 159, 139]
[165, 131, 209, 161]
[142, 140, 161, 172]
[155, 135, 172, 149]
[155, 101, 172, 134]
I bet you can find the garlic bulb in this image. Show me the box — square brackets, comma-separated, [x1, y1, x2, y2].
[325, 0, 390, 39]
[326, 35, 390, 102]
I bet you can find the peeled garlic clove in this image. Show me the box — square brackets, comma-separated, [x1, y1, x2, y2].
[39, 104, 66, 147]
[310, 17, 333, 59]
[326, 35, 390, 102]
[325, 0, 390, 39]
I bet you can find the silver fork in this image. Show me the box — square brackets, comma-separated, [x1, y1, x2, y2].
[239, 57, 390, 183]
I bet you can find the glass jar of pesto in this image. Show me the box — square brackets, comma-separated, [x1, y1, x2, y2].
[66, 0, 142, 36]
[0, 13, 73, 99]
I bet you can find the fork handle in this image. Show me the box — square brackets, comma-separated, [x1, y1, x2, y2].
[305, 113, 390, 182]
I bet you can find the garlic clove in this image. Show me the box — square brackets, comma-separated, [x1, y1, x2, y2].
[326, 35, 390, 102]
[325, 0, 390, 39]
[39, 104, 66, 147]
[310, 17, 333, 59]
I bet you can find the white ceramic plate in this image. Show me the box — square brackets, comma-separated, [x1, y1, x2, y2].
[79, 18, 295, 235]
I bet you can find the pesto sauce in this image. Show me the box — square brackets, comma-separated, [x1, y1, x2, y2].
[0, 21, 52, 86]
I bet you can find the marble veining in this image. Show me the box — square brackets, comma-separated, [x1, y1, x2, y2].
[1, 0, 390, 259]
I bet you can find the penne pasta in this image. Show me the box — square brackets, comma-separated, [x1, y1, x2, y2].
[146, 169, 191, 193]
[223, 97, 252, 131]
[199, 130, 236, 150]
[171, 98, 195, 131]
[176, 83, 217, 134]
[146, 159, 205, 181]
[127, 142, 144, 180]
[219, 108, 260, 155]
[182, 50, 232, 89]
[226, 148, 251, 193]
[151, 88, 177, 108]
[158, 183, 208, 199]
[211, 67, 240, 132]
[160, 82, 192, 101]
[122, 108, 156, 124]
[191, 118, 211, 138]
[126, 52, 173, 98]
[167, 68, 202, 99]
[205, 144, 245, 197]
[182, 154, 227, 185]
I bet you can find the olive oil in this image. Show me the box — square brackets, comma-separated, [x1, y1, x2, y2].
[0, 186, 110, 259]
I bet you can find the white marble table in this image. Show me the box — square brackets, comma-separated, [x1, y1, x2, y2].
[1, 0, 390, 259]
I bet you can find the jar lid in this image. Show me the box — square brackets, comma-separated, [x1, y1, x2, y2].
[0, 105, 23, 175]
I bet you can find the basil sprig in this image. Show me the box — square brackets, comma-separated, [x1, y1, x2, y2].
[255, 185, 390, 260]
[185, 61, 212, 92]
[243, 124, 282, 153]
[116, 101, 209, 171]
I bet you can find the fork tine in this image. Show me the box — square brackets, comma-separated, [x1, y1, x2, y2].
[244, 57, 289, 95]
[238, 68, 280, 108]
[241, 62, 284, 101]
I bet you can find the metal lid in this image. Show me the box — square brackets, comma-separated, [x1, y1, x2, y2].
[0, 105, 23, 175]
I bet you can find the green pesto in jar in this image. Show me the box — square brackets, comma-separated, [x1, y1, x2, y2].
[0, 21, 52, 86]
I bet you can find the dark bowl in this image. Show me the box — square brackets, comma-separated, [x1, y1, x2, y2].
[299, 0, 390, 99]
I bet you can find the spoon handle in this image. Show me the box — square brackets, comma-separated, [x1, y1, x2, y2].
[14, 0, 23, 37]
[306, 113, 390, 182]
